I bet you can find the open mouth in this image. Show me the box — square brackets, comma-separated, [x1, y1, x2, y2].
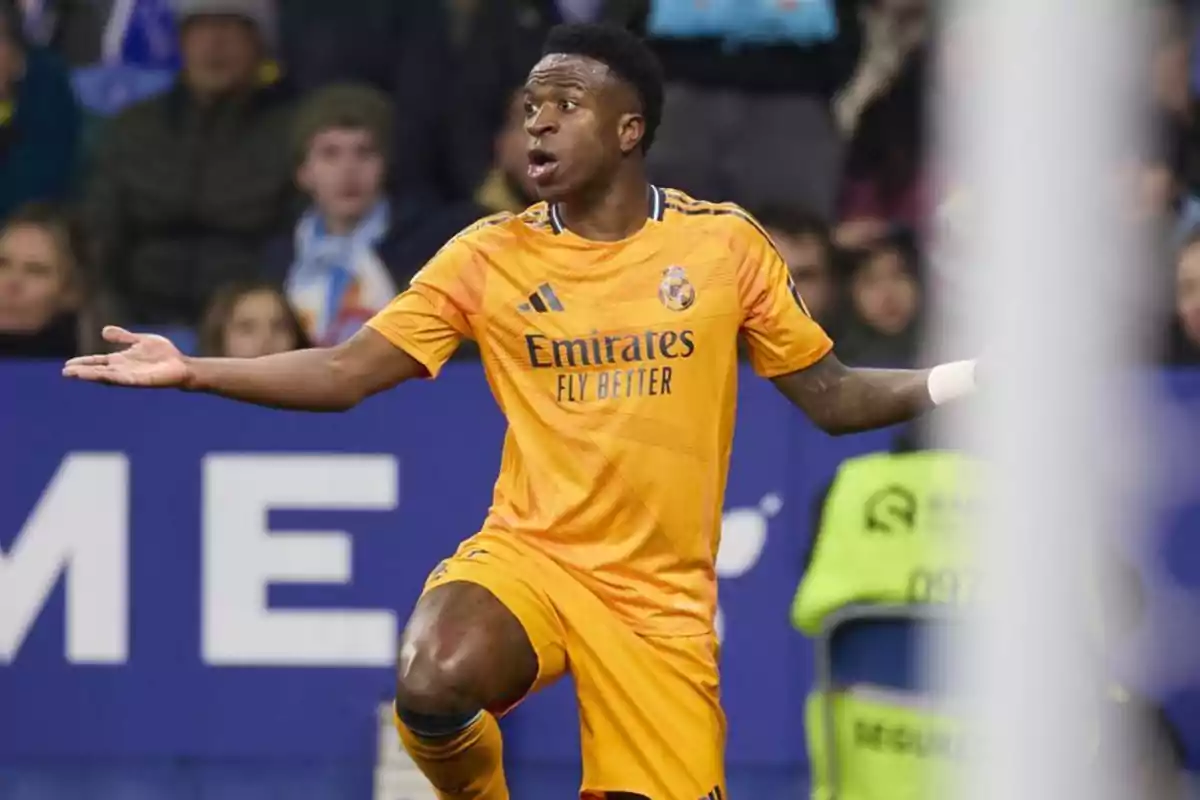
[527, 148, 560, 182]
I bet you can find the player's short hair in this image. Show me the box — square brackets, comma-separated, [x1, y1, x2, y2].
[541, 23, 665, 153]
[291, 83, 395, 166]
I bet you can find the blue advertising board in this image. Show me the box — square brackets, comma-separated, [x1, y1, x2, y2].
[2, 364, 1199, 799]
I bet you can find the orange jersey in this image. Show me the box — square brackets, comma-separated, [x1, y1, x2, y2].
[367, 187, 832, 636]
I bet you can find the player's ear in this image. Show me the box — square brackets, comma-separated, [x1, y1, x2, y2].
[617, 112, 645, 155]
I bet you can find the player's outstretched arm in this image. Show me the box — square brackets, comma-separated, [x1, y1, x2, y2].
[772, 352, 976, 436]
[63, 325, 424, 411]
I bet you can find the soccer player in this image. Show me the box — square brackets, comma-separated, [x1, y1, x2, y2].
[63, 24, 976, 800]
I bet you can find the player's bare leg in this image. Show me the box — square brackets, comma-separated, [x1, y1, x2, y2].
[394, 582, 538, 800]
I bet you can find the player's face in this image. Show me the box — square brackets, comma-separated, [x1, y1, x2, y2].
[1177, 243, 1200, 345]
[299, 128, 386, 228]
[523, 54, 644, 201]
[0, 223, 74, 334]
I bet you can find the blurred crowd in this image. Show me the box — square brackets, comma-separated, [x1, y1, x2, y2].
[0, 0, 1197, 367]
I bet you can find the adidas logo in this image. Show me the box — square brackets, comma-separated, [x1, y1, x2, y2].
[517, 283, 565, 313]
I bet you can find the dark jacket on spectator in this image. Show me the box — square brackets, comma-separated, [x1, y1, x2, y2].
[0, 47, 80, 223]
[1166, 321, 1200, 366]
[0, 312, 79, 359]
[835, 321, 921, 370]
[840, 50, 930, 230]
[84, 82, 295, 326]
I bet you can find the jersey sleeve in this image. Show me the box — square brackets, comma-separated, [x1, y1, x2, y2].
[365, 238, 479, 378]
[735, 216, 834, 378]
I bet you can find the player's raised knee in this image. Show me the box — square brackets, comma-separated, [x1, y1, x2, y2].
[395, 633, 485, 719]
[396, 581, 539, 731]
[396, 583, 522, 715]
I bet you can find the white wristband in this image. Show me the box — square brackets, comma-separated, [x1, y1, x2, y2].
[927, 360, 977, 406]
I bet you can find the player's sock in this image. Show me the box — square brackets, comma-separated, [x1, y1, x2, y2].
[394, 704, 508, 800]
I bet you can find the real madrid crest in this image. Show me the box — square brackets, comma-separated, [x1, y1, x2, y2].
[658, 265, 696, 311]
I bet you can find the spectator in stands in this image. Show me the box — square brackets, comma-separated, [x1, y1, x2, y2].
[262, 85, 473, 347]
[277, 0, 450, 196]
[759, 206, 838, 327]
[0, 1, 80, 223]
[1168, 232, 1200, 364]
[1129, 126, 1200, 260]
[0, 203, 98, 358]
[835, 0, 930, 249]
[1135, 1, 1200, 241]
[836, 230, 923, 368]
[629, 0, 849, 217]
[198, 280, 308, 358]
[473, 87, 541, 215]
[1150, 1, 1200, 193]
[84, 0, 293, 327]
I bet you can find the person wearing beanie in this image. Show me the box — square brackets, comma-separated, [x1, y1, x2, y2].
[83, 0, 294, 326]
[261, 84, 477, 347]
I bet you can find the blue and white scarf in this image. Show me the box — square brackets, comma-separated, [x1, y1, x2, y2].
[286, 202, 397, 347]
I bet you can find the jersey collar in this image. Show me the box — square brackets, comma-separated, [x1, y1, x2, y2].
[548, 185, 667, 235]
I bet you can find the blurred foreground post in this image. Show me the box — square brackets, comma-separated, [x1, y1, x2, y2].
[939, 1, 1151, 799]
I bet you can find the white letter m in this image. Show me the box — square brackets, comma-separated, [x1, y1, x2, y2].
[0, 454, 129, 664]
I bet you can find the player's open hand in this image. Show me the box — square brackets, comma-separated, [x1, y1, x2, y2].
[62, 326, 191, 388]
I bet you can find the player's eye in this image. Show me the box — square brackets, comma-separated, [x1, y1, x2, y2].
[523, 101, 537, 117]
[558, 99, 578, 112]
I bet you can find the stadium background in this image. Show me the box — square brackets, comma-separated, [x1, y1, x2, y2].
[3, 0, 1200, 798]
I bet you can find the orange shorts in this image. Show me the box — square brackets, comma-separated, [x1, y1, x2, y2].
[424, 529, 727, 800]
